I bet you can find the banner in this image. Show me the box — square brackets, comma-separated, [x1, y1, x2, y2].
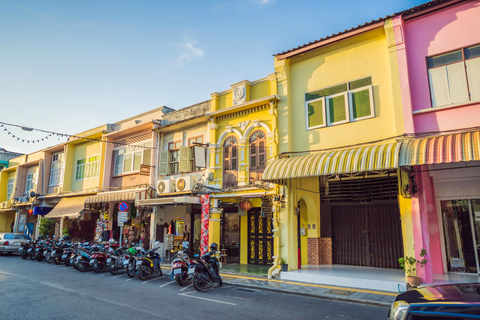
[200, 194, 209, 255]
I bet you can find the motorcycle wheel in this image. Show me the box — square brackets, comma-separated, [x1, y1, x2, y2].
[157, 267, 163, 277]
[109, 262, 118, 275]
[192, 272, 206, 292]
[138, 265, 147, 281]
[46, 253, 54, 264]
[65, 258, 72, 267]
[176, 275, 183, 286]
[77, 262, 87, 272]
[126, 262, 135, 278]
[93, 260, 102, 273]
[21, 250, 28, 259]
[36, 253, 44, 262]
[217, 275, 223, 286]
[29, 251, 36, 260]
[54, 256, 62, 265]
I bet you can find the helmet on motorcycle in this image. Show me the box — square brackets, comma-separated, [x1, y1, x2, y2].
[109, 238, 115, 244]
[182, 241, 189, 250]
[210, 243, 218, 252]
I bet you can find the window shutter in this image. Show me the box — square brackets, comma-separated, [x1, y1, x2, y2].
[142, 148, 152, 166]
[447, 62, 469, 105]
[466, 57, 480, 101]
[307, 99, 325, 128]
[179, 146, 189, 173]
[159, 151, 169, 175]
[429, 66, 450, 107]
[349, 86, 373, 121]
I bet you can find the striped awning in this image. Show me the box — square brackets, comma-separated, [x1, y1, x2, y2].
[262, 142, 402, 183]
[399, 130, 480, 166]
[85, 188, 151, 204]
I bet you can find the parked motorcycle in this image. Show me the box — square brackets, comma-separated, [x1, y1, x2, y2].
[137, 242, 162, 280]
[192, 243, 223, 291]
[107, 241, 128, 275]
[19, 240, 33, 259]
[126, 245, 145, 278]
[171, 241, 196, 286]
[91, 243, 110, 273]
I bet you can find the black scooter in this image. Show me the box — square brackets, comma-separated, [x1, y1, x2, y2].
[137, 243, 163, 280]
[192, 244, 223, 291]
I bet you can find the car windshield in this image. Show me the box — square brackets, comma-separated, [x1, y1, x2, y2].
[4, 234, 15, 239]
[14, 234, 28, 240]
[4, 234, 28, 240]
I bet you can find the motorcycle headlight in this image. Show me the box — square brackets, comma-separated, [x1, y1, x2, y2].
[389, 301, 410, 320]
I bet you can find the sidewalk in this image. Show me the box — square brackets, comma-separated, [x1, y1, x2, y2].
[220, 271, 396, 308]
[162, 262, 396, 307]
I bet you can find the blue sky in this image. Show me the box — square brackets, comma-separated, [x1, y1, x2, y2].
[0, 0, 427, 154]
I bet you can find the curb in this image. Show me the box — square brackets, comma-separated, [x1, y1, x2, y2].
[223, 280, 392, 308]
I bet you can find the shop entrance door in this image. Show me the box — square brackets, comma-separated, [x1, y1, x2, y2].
[248, 208, 273, 265]
[441, 200, 480, 273]
[331, 203, 403, 269]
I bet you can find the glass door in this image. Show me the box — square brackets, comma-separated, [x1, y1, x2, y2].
[441, 200, 480, 273]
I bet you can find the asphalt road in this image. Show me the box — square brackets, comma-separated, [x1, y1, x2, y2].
[0, 254, 388, 320]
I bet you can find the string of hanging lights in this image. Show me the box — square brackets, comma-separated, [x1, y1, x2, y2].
[0, 122, 154, 149]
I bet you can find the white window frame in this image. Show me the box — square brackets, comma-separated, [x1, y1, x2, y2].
[348, 85, 375, 122]
[304, 97, 326, 130]
[25, 173, 35, 195]
[75, 155, 100, 181]
[113, 142, 150, 176]
[7, 178, 14, 200]
[49, 152, 64, 186]
[326, 92, 349, 126]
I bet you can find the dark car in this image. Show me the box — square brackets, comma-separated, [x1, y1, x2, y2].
[388, 283, 480, 319]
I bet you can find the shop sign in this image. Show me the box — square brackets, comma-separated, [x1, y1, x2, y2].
[104, 214, 109, 220]
[140, 165, 150, 176]
[261, 195, 273, 218]
[200, 194, 209, 255]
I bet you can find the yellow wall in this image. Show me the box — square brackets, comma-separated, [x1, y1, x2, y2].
[276, 28, 399, 153]
[69, 141, 103, 192]
[0, 211, 15, 232]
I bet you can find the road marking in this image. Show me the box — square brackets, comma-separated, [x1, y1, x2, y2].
[179, 284, 192, 292]
[112, 275, 124, 278]
[141, 277, 162, 284]
[125, 278, 134, 281]
[220, 273, 398, 297]
[99, 273, 109, 276]
[159, 281, 175, 288]
[179, 292, 236, 305]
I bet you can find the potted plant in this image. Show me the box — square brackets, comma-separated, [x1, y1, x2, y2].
[398, 248, 427, 288]
[279, 258, 288, 272]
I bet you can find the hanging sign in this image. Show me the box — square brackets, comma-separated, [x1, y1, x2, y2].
[118, 202, 129, 212]
[261, 195, 273, 218]
[117, 212, 128, 223]
[200, 194, 209, 255]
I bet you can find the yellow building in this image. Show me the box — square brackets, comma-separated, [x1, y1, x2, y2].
[263, 21, 408, 274]
[207, 75, 280, 265]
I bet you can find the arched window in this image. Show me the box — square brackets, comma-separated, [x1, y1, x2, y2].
[249, 130, 266, 185]
[223, 136, 238, 188]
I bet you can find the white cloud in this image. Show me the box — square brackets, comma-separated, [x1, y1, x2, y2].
[255, 0, 275, 5]
[177, 39, 204, 67]
[14, 5, 45, 19]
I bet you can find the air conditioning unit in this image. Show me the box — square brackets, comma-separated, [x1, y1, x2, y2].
[176, 176, 197, 192]
[17, 196, 28, 203]
[157, 179, 175, 194]
[54, 187, 62, 194]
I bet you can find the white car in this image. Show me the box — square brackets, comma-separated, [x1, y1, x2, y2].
[0, 233, 30, 255]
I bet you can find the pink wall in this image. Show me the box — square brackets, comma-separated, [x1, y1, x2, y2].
[404, 1, 480, 133]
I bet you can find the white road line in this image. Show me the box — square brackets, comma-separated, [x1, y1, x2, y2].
[179, 284, 192, 292]
[178, 292, 236, 306]
[99, 273, 109, 276]
[141, 277, 162, 284]
[112, 275, 124, 278]
[125, 278, 135, 281]
[159, 281, 175, 288]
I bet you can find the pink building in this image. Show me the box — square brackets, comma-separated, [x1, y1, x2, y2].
[398, 0, 480, 282]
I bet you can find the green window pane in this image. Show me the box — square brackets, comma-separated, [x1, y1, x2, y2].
[349, 77, 372, 90]
[324, 83, 347, 96]
[428, 50, 462, 68]
[307, 100, 324, 127]
[328, 95, 347, 123]
[351, 89, 372, 119]
[305, 90, 323, 101]
[465, 45, 480, 60]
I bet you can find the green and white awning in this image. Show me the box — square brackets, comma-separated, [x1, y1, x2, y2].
[262, 142, 402, 183]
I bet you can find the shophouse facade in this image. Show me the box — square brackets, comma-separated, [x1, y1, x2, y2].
[264, 15, 409, 272]
[206, 75, 279, 265]
[393, 0, 480, 283]
[137, 102, 210, 259]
